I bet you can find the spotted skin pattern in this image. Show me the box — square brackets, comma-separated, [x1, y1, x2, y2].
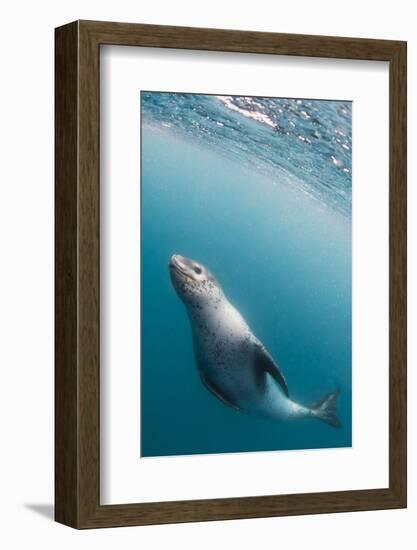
[169, 254, 341, 427]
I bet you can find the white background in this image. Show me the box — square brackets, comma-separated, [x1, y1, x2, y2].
[101, 47, 389, 504]
[0, 1, 415, 548]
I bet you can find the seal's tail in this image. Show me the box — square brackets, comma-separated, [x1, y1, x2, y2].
[310, 389, 341, 428]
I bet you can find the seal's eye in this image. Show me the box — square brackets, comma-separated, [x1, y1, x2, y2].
[194, 266, 202, 275]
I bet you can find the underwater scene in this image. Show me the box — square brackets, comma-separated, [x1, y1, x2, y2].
[141, 92, 352, 457]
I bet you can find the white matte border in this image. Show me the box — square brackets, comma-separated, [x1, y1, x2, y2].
[100, 46, 389, 505]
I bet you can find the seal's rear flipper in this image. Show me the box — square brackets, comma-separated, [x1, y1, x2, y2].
[311, 389, 341, 428]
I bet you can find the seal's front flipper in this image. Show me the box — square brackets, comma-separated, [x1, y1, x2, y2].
[311, 389, 341, 428]
[200, 372, 241, 411]
[254, 343, 289, 397]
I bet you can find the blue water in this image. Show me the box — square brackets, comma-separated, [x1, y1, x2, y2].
[141, 92, 352, 457]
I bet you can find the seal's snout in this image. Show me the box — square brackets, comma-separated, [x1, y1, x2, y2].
[170, 254, 188, 270]
[169, 254, 181, 269]
[169, 255, 189, 282]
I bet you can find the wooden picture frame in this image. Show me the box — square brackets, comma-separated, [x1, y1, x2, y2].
[55, 20, 407, 529]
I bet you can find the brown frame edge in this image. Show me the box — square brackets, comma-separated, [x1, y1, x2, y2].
[55, 20, 407, 529]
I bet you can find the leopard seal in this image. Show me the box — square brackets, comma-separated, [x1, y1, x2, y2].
[169, 254, 341, 427]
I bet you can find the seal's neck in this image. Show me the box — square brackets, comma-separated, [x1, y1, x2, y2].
[186, 293, 226, 321]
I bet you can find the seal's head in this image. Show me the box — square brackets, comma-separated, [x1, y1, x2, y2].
[169, 254, 222, 307]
